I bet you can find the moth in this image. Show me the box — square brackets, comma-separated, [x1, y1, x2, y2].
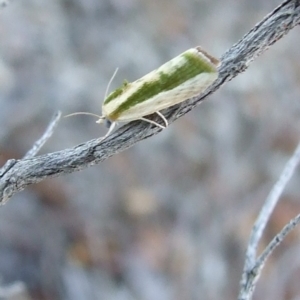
[66, 46, 220, 141]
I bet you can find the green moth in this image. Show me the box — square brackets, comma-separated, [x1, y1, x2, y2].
[67, 46, 220, 141]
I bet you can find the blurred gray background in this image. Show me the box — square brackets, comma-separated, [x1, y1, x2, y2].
[1, 0, 300, 299]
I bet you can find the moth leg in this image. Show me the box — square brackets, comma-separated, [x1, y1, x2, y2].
[155, 111, 168, 127]
[139, 117, 166, 129]
[97, 121, 116, 143]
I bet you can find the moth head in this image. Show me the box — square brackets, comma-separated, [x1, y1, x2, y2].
[95, 116, 112, 128]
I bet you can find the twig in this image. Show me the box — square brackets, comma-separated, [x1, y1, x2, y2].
[0, 0, 300, 204]
[23, 111, 61, 159]
[244, 142, 300, 269]
[255, 213, 300, 275]
[0, 112, 61, 205]
[238, 140, 300, 300]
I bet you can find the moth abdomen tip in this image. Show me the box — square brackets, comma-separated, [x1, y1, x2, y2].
[195, 46, 220, 68]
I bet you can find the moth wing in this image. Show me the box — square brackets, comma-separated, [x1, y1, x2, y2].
[116, 71, 218, 122]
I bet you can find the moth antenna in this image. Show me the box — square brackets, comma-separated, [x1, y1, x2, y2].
[64, 112, 104, 123]
[104, 67, 119, 99]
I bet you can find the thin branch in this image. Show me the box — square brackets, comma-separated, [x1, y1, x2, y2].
[238, 214, 300, 300]
[244, 141, 300, 270]
[0, 0, 300, 204]
[238, 140, 300, 300]
[23, 111, 61, 159]
[0, 112, 61, 205]
[255, 213, 300, 275]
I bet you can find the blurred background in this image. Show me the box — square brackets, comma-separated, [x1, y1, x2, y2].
[1, 0, 300, 299]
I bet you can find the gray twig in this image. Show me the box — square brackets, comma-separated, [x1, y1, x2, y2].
[23, 111, 61, 159]
[238, 140, 300, 300]
[0, 112, 61, 205]
[255, 213, 300, 275]
[0, 0, 300, 204]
